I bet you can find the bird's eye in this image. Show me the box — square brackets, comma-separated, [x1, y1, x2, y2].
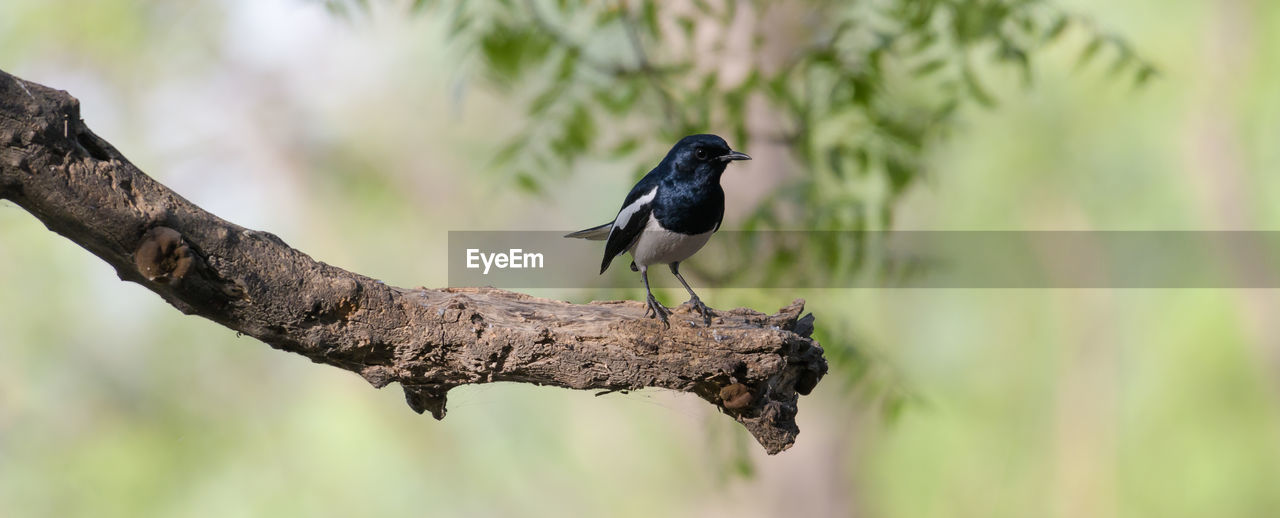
[695, 147, 707, 160]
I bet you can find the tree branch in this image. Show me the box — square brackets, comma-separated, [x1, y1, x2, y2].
[0, 69, 827, 454]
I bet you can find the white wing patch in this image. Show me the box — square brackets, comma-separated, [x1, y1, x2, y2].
[610, 186, 658, 237]
[629, 213, 714, 267]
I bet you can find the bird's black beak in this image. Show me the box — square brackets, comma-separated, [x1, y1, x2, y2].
[718, 150, 751, 162]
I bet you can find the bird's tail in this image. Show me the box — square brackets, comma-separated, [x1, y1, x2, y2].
[564, 222, 612, 241]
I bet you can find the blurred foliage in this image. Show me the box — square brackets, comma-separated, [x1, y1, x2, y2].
[391, 0, 1154, 291]
[7, 0, 1280, 515]
[388, 0, 1150, 417]
[408, 0, 1153, 227]
[306, 0, 1154, 439]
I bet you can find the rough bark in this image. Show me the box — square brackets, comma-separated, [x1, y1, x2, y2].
[0, 69, 827, 454]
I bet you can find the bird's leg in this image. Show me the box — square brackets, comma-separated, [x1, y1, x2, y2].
[640, 266, 670, 327]
[670, 262, 713, 325]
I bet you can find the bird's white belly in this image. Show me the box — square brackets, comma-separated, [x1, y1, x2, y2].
[629, 215, 713, 267]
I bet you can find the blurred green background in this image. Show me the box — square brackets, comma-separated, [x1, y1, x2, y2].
[2, 0, 1279, 517]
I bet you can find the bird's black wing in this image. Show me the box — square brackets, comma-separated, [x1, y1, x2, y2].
[713, 199, 724, 233]
[599, 174, 662, 274]
[600, 201, 651, 273]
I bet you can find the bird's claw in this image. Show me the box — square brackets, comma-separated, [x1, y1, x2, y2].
[687, 296, 714, 326]
[645, 294, 671, 327]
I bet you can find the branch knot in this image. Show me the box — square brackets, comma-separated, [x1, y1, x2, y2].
[134, 226, 194, 284]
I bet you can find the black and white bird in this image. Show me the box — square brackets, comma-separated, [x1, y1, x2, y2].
[565, 134, 750, 327]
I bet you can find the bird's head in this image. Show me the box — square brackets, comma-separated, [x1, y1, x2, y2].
[664, 134, 750, 180]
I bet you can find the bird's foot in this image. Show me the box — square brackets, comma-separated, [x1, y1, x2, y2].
[687, 296, 714, 326]
[644, 294, 671, 328]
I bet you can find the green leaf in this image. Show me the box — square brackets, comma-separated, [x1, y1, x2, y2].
[933, 99, 959, 123]
[676, 16, 696, 40]
[596, 7, 622, 25]
[910, 32, 937, 54]
[850, 73, 875, 107]
[1133, 64, 1158, 88]
[515, 172, 542, 194]
[962, 62, 997, 107]
[1108, 39, 1134, 74]
[698, 71, 719, 96]
[911, 58, 948, 77]
[876, 114, 924, 150]
[1015, 13, 1036, 36]
[528, 86, 560, 116]
[594, 83, 640, 114]
[479, 24, 552, 82]
[998, 42, 1032, 85]
[1043, 14, 1069, 43]
[445, 1, 471, 37]
[724, 89, 749, 147]
[1076, 36, 1104, 69]
[490, 136, 528, 166]
[884, 155, 916, 195]
[854, 148, 870, 173]
[551, 103, 596, 158]
[880, 389, 909, 423]
[641, 0, 660, 39]
[555, 48, 578, 82]
[610, 137, 640, 157]
[827, 146, 846, 180]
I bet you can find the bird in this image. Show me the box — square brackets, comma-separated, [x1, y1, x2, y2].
[565, 134, 750, 327]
